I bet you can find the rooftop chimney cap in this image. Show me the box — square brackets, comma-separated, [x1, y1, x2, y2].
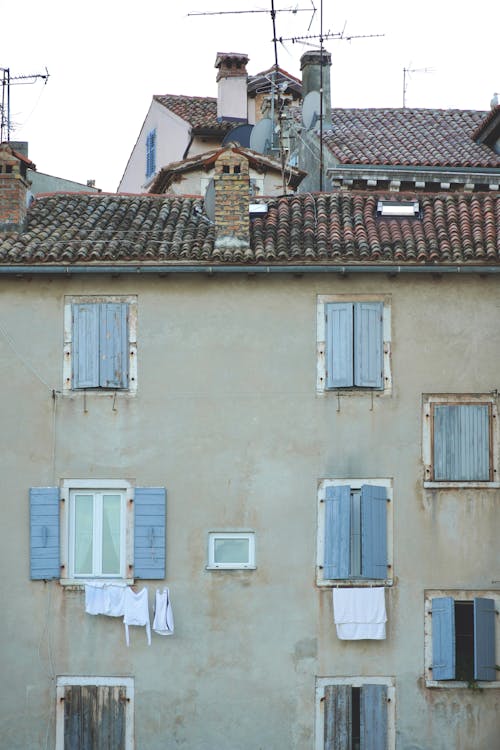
[300, 49, 332, 70]
[215, 52, 249, 69]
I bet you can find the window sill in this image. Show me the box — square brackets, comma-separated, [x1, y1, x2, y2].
[425, 679, 500, 689]
[60, 578, 134, 589]
[61, 389, 137, 398]
[316, 577, 393, 588]
[424, 481, 500, 489]
[206, 565, 256, 571]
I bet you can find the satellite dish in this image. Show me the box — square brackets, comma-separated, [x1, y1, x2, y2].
[302, 91, 321, 130]
[222, 123, 254, 148]
[204, 179, 215, 223]
[249, 118, 273, 154]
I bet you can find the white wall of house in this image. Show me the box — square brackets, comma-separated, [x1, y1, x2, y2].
[0, 272, 499, 749]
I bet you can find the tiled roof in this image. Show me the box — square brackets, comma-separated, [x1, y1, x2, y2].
[322, 108, 500, 168]
[153, 94, 233, 132]
[1, 191, 500, 267]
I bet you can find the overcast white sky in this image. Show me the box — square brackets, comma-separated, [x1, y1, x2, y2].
[2, 1, 499, 192]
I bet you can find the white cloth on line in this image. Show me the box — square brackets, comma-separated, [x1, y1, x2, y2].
[153, 587, 174, 635]
[84, 583, 126, 617]
[85, 584, 107, 615]
[123, 587, 151, 646]
[104, 585, 126, 617]
[333, 587, 387, 640]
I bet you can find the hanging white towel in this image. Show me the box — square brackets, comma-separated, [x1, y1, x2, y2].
[153, 588, 174, 636]
[333, 587, 387, 640]
[85, 584, 107, 615]
[103, 585, 126, 617]
[123, 587, 151, 646]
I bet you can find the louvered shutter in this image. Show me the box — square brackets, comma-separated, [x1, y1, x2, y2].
[354, 302, 383, 389]
[361, 485, 387, 579]
[324, 485, 351, 579]
[134, 487, 166, 579]
[326, 303, 354, 388]
[324, 684, 352, 750]
[474, 598, 496, 681]
[431, 597, 455, 680]
[360, 684, 387, 750]
[64, 685, 126, 749]
[99, 303, 129, 388]
[433, 404, 490, 481]
[30, 487, 60, 580]
[73, 304, 100, 388]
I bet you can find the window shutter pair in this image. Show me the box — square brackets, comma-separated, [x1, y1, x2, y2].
[324, 684, 387, 750]
[324, 485, 387, 580]
[29, 487, 166, 580]
[431, 596, 496, 681]
[326, 302, 383, 389]
[433, 404, 490, 481]
[73, 303, 129, 389]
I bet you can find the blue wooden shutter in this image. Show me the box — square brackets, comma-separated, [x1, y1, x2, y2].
[360, 684, 387, 750]
[433, 404, 490, 481]
[326, 303, 354, 388]
[134, 487, 166, 579]
[360, 485, 387, 580]
[30, 487, 60, 580]
[474, 597, 496, 681]
[99, 303, 129, 388]
[431, 597, 455, 680]
[73, 304, 100, 388]
[146, 129, 156, 178]
[354, 302, 383, 389]
[324, 684, 351, 750]
[324, 485, 351, 579]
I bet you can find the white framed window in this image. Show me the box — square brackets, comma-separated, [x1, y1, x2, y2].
[207, 532, 256, 570]
[315, 676, 395, 750]
[424, 590, 499, 687]
[317, 479, 393, 586]
[63, 295, 137, 393]
[56, 676, 134, 750]
[317, 294, 391, 395]
[423, 394, 499, 487]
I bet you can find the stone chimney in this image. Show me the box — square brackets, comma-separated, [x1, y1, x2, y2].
[0, 143, 33, 233]
[214, 145, 250, 252]
[215, 52, 249, 121]
[300, 49, 332, 129]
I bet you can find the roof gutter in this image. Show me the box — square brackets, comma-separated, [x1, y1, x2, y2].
[0, 264, 499, 275]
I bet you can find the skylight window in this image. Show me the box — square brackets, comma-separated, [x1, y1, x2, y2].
[377, 200, 420, 218]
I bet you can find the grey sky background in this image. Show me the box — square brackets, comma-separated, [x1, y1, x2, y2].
[2, 0, 499, 192]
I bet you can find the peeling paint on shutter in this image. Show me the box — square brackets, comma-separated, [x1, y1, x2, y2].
[474, 597, 496, 681]
[324, 485, 351, 579]
[134, 487, 166, 579]
[63, 685, 126, 749]
[73, 304, 100, 388]
[431, 596, 455, 680]
[326, 303, 354, 388]
[361, 485, 387, 580]
[360, 684, 387, 750]
[30, 486, 60, 580]
[354, 302, 383, 389]
[433, 404, 490, 481]
[324, 684, 352, 750]
[99, 303, 129, 388]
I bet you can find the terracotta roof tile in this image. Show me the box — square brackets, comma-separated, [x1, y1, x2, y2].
[1, 191, 500, 268]
[153, 94, 233, 132]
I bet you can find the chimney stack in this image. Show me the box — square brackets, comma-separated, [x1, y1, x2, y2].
[300, 49, 332, 129]
[215, 52, 249, 122]
[0, 143, 33, 233]
[214, 145, 250, 253]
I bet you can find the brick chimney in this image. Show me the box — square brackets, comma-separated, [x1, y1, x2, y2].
[214, 145, 250, 252]
[300, 49, 332, 129]
[215, 52, 249, 121]
[0, 143, 33, 232]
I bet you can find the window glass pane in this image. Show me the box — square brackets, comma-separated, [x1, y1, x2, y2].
[214, 538, 249, 564]
[102, 494, 121, 575]
[74, 494, 93, 575]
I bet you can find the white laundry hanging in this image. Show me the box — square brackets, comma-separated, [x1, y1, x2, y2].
[123, 586, 151, 646]
[153, 587, 174, 636]
[333, 587, 387, 640]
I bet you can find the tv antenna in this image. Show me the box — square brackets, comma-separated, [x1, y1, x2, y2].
[403, 66, 433, 108]
[1, 67, 50, 142]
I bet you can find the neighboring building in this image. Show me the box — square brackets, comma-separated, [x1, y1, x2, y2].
[0, 139, 499, 749]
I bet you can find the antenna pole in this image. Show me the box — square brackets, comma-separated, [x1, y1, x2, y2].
[0, 67, 49, 142]
[319, 0, 324, 191]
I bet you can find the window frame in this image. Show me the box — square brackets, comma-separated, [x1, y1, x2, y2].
[424, 590, 500, 688]
[56, 676, 134, 750]
[206, 531, 256, 570]
[315, 676, 396, 750]
[60, 479, 134, 586]
[317, 478, 393, 587]
[63, 295, 137, 394]
[423, 394, 499, 488]
[317, 294, 392, 395]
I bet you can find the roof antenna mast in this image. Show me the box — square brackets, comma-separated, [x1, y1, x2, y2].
[0, 67, 50, 143]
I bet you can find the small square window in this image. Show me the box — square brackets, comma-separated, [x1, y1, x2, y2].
[207, 532, 255, 570]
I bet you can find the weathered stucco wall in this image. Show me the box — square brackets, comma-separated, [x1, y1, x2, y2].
[0, 272, 499, 748]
